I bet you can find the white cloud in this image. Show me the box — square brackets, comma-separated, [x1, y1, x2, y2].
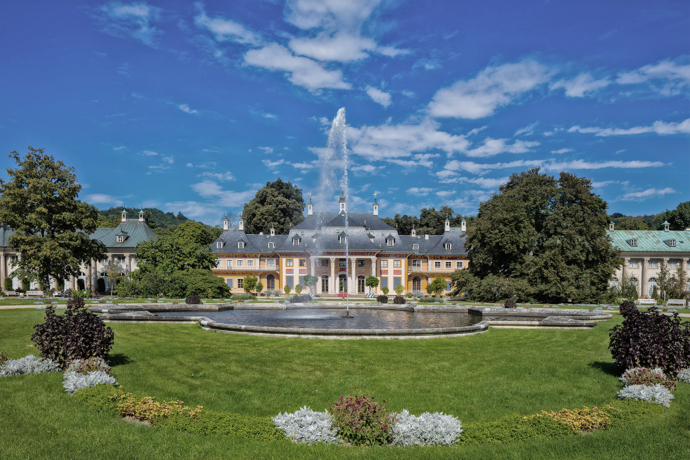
[428, 59, 554, 119]
[351, 164, 382, 174]
[149, 164, 170, 171]
[285, 0, 382, 30]
[515, 122, 538, 136]
[347, 118, 470, 161]
[200, 171, 235, 181]
[290, 161, 317, 172]
[406, 187, 434, 196]
[436, 190, 454, 197]
[264, 113, 278, 120]
[551, 148, 573, 154]
[97, 2, 162, 47]
[414, 59, 441, 70]
[591, 180, 620, 188]
[86, 193, 124, 207]
[193, 5, 261, 45]
[141, 150, 158, 156]
[465, 138, 540, 158]
[550, 73, 610, 97]
[365, 86, 391, 107]
[617, 58, 690, 96]
[541, 160, 666, 172]
[244, 43, 351, 91]
[289, 33, 376, 62]
[388, 153, 440, 169]
[113, 145, 127, 151]
[438, 159, 665, 176]
[568, 118, 690, 136]
[259, 146, 274, 154]
[178, 104, 198, 114]
[162, 156, 174, 164]
[437, 175, 510, 188]
[262, 159, 285, 168]
[190, 180, 258, 203]
[186, 163, 193, 167]
[618, 187, 676, 201]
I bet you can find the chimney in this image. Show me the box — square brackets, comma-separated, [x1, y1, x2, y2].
[425, 234, 429, 240]
[444, 219, 450, 232]
[121, 209, 127, 223]
[270, 227, 275, 236]
[139, 209, 145, 223]
[461, 220, 466, 232]
[372, 193, 378, 216]
[411, 228, 416, 237]
[238, 215, 244, 231]
[223, 215, 229, 231]
[307, 195, 313, 216]
[609, 222, 615, 231]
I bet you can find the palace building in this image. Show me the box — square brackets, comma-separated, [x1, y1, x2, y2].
[211, 194, 469, 296]
[608, 221, 690, 298]
[0, 209, 156, 291]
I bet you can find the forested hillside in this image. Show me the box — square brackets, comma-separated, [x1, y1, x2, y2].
[96, 207, 221, 239]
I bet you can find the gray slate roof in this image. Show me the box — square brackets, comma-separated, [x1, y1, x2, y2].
[292, 212, 394, 231]
[1, 221, 156, 249]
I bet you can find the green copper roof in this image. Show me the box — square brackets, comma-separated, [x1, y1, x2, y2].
[609, 229, 689, 252]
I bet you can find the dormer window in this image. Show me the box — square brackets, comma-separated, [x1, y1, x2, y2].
[413, 243, 419, 250]
[292, 237, 301, 246]
[217, 242, 224, 249]
[339, 236, 346, 243]
[669, 239, 676, 247]
[117, 235, 124, 243]
[268, 242, 275, 249]
[444, 243, 452, 250]
[238, 242, 245, 249]
[630, 239, 637, 247]
[386, 237, 395, 247]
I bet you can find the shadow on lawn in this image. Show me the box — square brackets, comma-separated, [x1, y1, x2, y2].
[108, 353, 131, 367]
[589, 361, 621, 377]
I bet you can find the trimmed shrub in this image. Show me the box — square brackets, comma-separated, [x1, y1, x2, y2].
[158, 410, 284, 441]
[377, 295, 388, 304]
[63, 370, 118, 394]
[330, 395, 393, 446]
[31, 296, 114, 368]
[504, 299, 517, 309]
[0, 355, 60, 377]
[66, 357, 110, 375]
[231, 294, 254, 301]
[609, 306, 690, 377]
[390, 410, 462, 446]
[620, 368, 676, 391]
[458, 414, 571, 445]
[288, 295, 312, 303]
[393, 295, 406, 304]
[677, 368, 690, 384]
[185, 295, 201, 305]
[381, 287, 389, 296]
[273, 406, 340, 444]
[417, 297, 443, 303]
[527, 406, 611, 432]
[617, 384, 674, 407]
[110, 387, 202, 422]
[4, 277, 12, 292]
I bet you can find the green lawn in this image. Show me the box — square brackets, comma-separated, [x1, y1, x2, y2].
[1, 309, 689, 459]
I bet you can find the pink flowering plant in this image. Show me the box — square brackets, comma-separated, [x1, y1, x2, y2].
[330, 395, 394, 446]
[65, 357, 110, 376]
[620, 368, 676, 391]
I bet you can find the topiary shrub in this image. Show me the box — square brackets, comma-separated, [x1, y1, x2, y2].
[377, 295, 388, 304]
[620, 368, 676, 391]
[330, 395, 393, 446]
[185, 295, 201, 305]
[31, 296, 114, 368]
[504, 299, 517, 309]
[393, 295, 406, 304]
[273, 406, 340, 444]
[609, 306, 690, 378]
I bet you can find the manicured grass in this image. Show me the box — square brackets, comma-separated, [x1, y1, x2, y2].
[1, 309, 689, 459]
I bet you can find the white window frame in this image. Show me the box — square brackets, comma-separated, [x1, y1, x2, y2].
[649, 261, 658, 269]
[238, 242, 244, 249]
[237, 279, 244, 289]
[226, 259, 233, 268]
[387, 238, 394, 247]
[268, 242, 275, 249]
[444, 243, 451, 250]
[434, 261, 441, 269]
[412, 260, 421, 268]
[266, 258, 275, 267]
[669, 239, 676, 247]
[629, 261, 639, 269]
[445, 261, 452, 269]
[247, 259, 255, 268]
[117, 236, 124, 243]
[286, 259, 294, 267]
[413, 243, 419, 250]
[394, 260, 401, 268]
[237, 260, 244, 267]
[381, 260, 388, 268]
[668, 261, 678, 269]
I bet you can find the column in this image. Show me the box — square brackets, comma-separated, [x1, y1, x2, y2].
[622, 257, 629, 280]
[329, 257, 335, 294]
[642, 258, 649, 298]
[0, 254, 5, 287]
[370, 257, 377, 294]
[128, 254, 133, 273]
[310, 258, 315, 277]
[350, 258, 357, 294]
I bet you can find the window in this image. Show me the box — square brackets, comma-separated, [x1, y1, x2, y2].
[629, 261, 639, 268]
[237, 279, 243, 289]
[117, 235, 124, 243]
[630, 239, 637, 247]
[268, 242, 275, 249]
[266, 259, 275, 267]
[292, 237, 301, 246]
[380, 277, 388, 289]
[339, 236, 346, 243]
[412, 277, 421, 291]
[609, 277, 618, 288]
[446, 281, 452, 292]
[10, 255, 18, 263]
[668, 261, 678, 269]
[393, 277, 402, 288]
[381, 260, 388, 268]
[226, 279, 233, 289]
[215, 259, 221, 267]
[445, 261, 452, 269]
[217, 242, 223, 248]
[412, 260, 421, 268]
[434, 261, 441, 269]
[386, 238, 395, 247]
[247, 259, 254, 267]
[266, 274, 275, 290]
[339, 259, 346, 267]
[648, 278, 657, 297]
[457, 261, 463, 269]
[357, 260, 366, 267]
[299, 259, 306, 267]
[116, 256, 126, 264]
[444, 243, 451, 250]
[413, 243, 419, 250]
[286, 276, 294, 288]
[649, 261, 658, 268]
[394, 260, 401, 268]
[238, 242, 245, 249]
[321, 259, 329, 267]
[237, 260, 244, 267]
[669, 239, 676, 247]
[286, 259, 294, 267]
[226, 259, 233, 268]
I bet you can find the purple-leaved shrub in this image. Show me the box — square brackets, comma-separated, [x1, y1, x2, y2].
[330, 395, 393, 446]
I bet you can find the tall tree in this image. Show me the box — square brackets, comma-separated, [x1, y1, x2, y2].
[654, 201, 690, 230]
[0, 147, 106, 287]
[242, 178, 305, 234]
[467, 168, 620, 303]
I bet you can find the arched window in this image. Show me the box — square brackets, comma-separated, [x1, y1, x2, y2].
[413, 243, 419, 250]
[357, 275, 365, 293]
[648, 278, 658, 297]
[609, 277, 619, 288]
[268, 242, 275, 249]
[412, 276, 421, 292]
[266, 274, 275, 290]
[444, 243, 452, 250]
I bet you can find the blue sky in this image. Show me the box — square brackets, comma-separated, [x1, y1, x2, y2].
[1, 0, 688, 224]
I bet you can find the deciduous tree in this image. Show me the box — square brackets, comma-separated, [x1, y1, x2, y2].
[242, 178, 305, 234]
